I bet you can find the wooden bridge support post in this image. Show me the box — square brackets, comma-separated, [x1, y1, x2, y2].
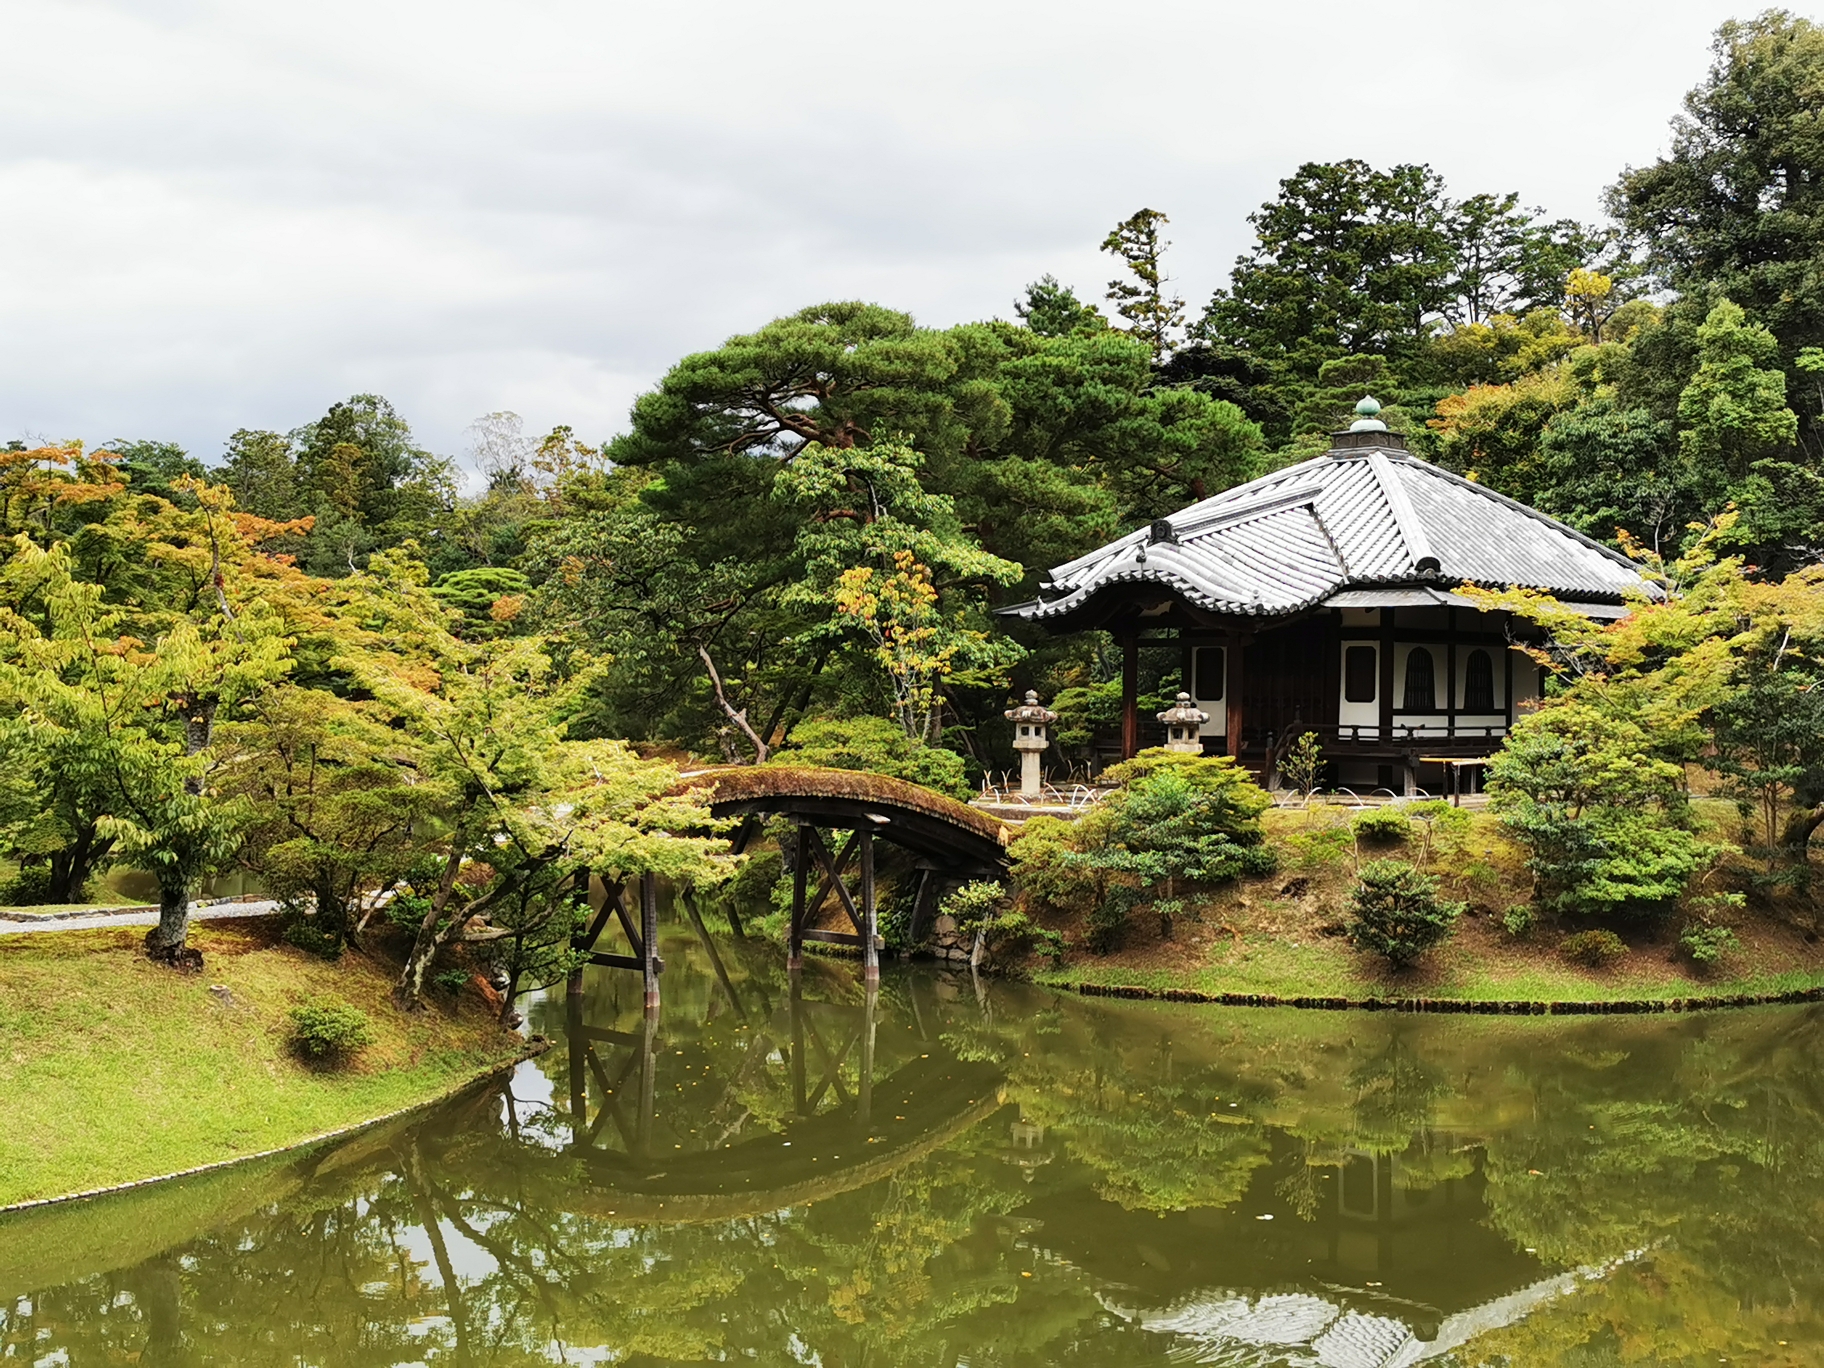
[636, 1011, 658, 1157]
[640, 871, 661, 1017]
[857, 984, 877, 1129]
[566, 988, 587, 1149]
[789, 969, 807, 1116]
[566, 868, 591, 998]
[860, 828, 879, 987]
[788, 823, 809, 973]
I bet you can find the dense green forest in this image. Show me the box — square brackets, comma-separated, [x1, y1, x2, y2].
[9, 11, 1824, 1000]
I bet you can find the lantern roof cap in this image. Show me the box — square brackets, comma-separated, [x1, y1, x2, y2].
[1157, 692, 1208, 726]
[1004, 689, 1057, 725]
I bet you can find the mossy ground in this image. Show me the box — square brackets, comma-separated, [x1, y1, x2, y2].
[0, 918, 523, 1207]
[1032, 800, 1824, 1004]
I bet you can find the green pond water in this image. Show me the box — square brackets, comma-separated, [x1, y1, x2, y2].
[4, 922, 1824, 1367]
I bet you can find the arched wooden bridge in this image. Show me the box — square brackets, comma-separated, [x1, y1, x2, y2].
[574, 766, 1010, 1004]
[703, 766, 1010, 981]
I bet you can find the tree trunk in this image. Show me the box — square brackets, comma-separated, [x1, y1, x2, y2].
[47, 824, 112, 904]
[395, 848, 465, 1008]
[1782, 804, 1824, 855]
[144, 874, 201, 969]
[144, 697, 217, 967]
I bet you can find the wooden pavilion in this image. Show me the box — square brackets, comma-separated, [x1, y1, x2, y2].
[999, 400, 1657, 795]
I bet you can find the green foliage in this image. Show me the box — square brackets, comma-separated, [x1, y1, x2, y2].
[1006, 815, 1098, 920]
[1345, 859, 1463, 967]
[429, 567, 531, 639]
[0, 861, 55, 906]
[1069, 753, 1275, 951]
[1560, 928, 1628, 969]
[1609, 11, 1824, 352]
[1501, 904, 1536, 939]
[1352, 807, 1413, 843]
[1490, 702, 1714, 919]
[773, 716, 970, 801]
[1200, 158, 1599, 381]
[1676, 298, 1798, 504]
[287, 997, 375, 1062]
[1680, 920, 1740, 966]
[1707, 657, 1824, 869]
[939, 879, 1064, 965]
[1100, 208, 1184, 362]
[1015, 274, 1106, 337]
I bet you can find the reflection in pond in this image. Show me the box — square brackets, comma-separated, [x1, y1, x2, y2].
[5, 924, 1824, 1365]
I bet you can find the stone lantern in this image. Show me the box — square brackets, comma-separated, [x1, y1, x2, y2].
[1157, 692, 1208, 753]
[1004, 690, 1058, 797]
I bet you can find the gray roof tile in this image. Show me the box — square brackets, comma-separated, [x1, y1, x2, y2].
[1008, 438, 1654, 624]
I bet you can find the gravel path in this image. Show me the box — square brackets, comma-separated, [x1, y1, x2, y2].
[0, 900, 282, 935]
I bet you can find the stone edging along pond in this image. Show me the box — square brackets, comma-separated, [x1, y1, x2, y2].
[1068, 981, 1824, 1014]
[0, 1040, 550, 1217]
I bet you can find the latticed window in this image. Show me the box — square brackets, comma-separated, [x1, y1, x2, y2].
[1463, 649, 1494, 712]
[1403, 648, 1435, 711]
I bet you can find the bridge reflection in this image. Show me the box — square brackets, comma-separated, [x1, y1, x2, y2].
[560, 952, 1005, 1222]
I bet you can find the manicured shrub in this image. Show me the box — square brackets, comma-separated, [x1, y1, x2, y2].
[1345, 859, 1464, 967]
[1561, 928, 1628, 968]
[1008, 816, 1098, 920]
[1500, 904, 1535, 938]
[289, 997, 376, 1062]
[1353, 807, 1413, 843]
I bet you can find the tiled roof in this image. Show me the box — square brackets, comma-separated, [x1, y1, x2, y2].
[1005, 436, 1655, 625]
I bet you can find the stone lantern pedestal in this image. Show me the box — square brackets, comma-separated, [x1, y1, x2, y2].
[1157, 692, 1209, 754]
[1004, 690, 1058, 797]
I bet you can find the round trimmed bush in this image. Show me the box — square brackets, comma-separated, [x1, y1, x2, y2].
[289, 997, 376, 1063]
[1353, 807, 1413, 843]
[1561, 929, 1628, 969]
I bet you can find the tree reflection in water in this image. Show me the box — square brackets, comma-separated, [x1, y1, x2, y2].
[6, 931, 1824, 1365]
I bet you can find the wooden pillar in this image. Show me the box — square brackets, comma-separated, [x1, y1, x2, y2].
[860, 828, 879, 987]
[1120, 633, 1139, 760]
[566, 867, 591, 997]
[1180, 638, 1194, 700]
[1504, 635, 1515, 732]
[1378, 608, 1396, 743]
[640, 870, 660, 1017]
[1224, 634, 1245, 758]
[788, 823, 809, 971]
[1446, 608, 1458, 740]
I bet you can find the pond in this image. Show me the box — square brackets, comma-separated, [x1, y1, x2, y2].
[3, 917, 1822, 1366]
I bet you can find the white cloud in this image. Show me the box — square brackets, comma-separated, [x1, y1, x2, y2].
[0, 0, 1748, 465]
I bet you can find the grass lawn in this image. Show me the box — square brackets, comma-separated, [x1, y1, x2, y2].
[1032, 801, 1824, 1005]
[0, 918, 525, 1208]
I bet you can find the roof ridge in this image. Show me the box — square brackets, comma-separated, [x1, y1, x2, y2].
[1365, 453, 1433, 572]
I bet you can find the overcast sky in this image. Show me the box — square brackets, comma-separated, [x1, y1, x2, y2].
[0, 0, 1767, 475]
